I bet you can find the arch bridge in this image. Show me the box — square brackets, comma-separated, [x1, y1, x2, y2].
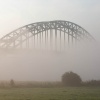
[0, 20, 94, 51]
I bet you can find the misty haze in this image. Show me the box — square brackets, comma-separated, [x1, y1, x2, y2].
[0, 43, 99, 81]
[0, 0, 100, 100]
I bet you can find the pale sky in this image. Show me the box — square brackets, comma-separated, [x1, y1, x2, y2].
[0, 0, 100, 41]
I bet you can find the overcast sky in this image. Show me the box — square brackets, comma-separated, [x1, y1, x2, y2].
[0, 0, 100, 41]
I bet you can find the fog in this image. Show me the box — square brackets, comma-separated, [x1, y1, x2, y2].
[0, 42, 100, 82]
[0, 0, 100, 81]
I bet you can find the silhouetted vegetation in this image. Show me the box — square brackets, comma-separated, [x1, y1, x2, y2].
[62, 71, 82, 86]
[82, 80, 100, 87]
[0, 72, 100, 88]
[0, 81, 63, 88]
[10, 79, 15, 87]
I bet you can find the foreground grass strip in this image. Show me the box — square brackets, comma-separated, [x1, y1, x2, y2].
[0, 87, 100, 100]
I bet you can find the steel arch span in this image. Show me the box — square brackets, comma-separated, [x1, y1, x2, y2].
[0, 20, 94, 50]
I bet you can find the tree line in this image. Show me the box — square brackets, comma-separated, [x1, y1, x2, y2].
[0, 71, 100, 88]
[62, 71, 100, 87]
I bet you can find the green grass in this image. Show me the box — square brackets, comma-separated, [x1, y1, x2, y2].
[0, 87, 100, 100]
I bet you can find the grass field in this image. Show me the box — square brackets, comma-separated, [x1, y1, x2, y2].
[0, 87, 100, 100]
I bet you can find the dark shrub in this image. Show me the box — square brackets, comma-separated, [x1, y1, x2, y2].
[62, 71, 82, 86]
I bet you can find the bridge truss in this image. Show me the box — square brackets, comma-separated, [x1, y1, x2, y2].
[0, 20, 94, 50]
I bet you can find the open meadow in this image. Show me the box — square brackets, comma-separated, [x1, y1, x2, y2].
[0, 87, 100, 100]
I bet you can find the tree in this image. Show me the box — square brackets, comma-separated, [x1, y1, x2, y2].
[10, 79, 15, 87]
[62, 71, 82, 86]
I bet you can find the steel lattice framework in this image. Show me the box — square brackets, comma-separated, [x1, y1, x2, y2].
[0, 20, 94, 49]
